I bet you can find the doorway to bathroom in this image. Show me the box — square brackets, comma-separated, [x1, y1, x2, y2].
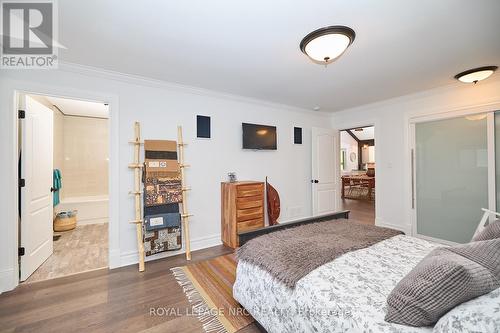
[18, 93, 110, 283]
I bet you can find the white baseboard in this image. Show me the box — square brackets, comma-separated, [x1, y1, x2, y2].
[189, 233, 222, 250]
[375, 218, 412, 235]
[119, 233, 222, 268]
[0, 268, 16, 294]
[109, 248, 121, 269]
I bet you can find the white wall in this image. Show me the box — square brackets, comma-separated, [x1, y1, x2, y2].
[61, 115, 109, 198]
[340, 131, 358, 172]
[331, 77, 500, 235]
[0, 64, 330, 292]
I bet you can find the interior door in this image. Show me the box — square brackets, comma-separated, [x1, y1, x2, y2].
[312, 127, 339, 215]
[20, 95, 54, 281]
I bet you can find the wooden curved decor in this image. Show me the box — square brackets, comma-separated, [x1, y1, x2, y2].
[266, 177, 280, 226]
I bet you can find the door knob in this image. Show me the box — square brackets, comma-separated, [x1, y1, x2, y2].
[311, 179, 319, 183]
[50, 187, 56, 192]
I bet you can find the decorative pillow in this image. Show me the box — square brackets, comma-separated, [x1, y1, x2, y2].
[434, 287, 500, 333]
[472, 219, 500, 241]
[385, 239, 500, 327]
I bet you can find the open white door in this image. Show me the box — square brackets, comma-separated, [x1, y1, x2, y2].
[20, 95, 54, 281]
[311, 127, 339, 216]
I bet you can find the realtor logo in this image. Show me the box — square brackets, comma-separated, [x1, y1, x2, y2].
[1, 0, 59, 68]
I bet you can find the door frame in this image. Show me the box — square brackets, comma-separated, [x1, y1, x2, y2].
[335, 123, 377, 220]
[408, 104, 500, 245]
[9, 84, 120, 289]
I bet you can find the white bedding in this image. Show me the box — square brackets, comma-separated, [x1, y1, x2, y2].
[233, 235, 500, 333]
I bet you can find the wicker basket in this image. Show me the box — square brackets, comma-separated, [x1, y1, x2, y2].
[54, 213, 77, 231]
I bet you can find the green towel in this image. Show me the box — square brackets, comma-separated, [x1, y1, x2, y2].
[53, 169, 62, 206]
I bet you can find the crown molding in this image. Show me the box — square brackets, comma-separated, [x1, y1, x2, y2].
[57, 61, 330, 117]
[330, 75, 500, 115]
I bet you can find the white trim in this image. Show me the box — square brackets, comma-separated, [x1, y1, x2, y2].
[109, 248, 121, 270]
[376, 218, 456, 246]
[107, 94, 120, 270]
[334, 129, 341, 212]
[2, 81, 120, 293]
[58, 61, 329, 117]
[333, 76, 500, 116]
[409, 122, 417, 238]
[9, 91, 19, 293]
[408, 101, 500, 123]
[413, 233, 458, 247]
[487, 112, 496, 222]
[0, 268, 16, 294]
[119, 234, 222, 267]
[375, 218, 411, 235]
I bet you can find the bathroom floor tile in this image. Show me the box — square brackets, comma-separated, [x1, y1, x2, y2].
[25, 223, 108, 283]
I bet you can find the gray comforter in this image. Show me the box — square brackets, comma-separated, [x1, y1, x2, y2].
[236, 219, 402, 288]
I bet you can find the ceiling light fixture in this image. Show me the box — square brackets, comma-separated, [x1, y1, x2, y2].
[455, 66, 497, 84]
[300, 25, 355, 66]
[465, 114, 487, 121]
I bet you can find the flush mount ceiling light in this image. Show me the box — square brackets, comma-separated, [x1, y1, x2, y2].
[455, 66, 497, 84]
[300, 25, 355, 66]
[465, 114, 487, 121]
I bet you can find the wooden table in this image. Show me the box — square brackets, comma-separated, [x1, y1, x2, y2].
[341, 174, 375, 200]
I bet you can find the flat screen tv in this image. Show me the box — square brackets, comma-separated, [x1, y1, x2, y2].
[242, 123, 277, 150]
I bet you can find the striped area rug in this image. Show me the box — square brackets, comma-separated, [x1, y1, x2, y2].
[171, 254, 254, 333]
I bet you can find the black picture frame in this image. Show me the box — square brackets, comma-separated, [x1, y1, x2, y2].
[197, 115, 211, 139]
[294, 127, 302, 144]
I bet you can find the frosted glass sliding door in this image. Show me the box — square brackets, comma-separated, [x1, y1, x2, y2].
[415, 115, 488, 243]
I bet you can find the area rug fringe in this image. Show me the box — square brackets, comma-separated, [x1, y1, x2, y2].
[171, 267, 229, 333]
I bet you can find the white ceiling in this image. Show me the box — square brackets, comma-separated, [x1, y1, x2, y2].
[47, 96, 109, 118]
[57, 0, 500, 112]
[351, 126, 374, 141]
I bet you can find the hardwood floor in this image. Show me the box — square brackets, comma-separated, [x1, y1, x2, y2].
[0, 245, 261, 333]
[1, 205, 371, 333]
[341, 198, 375, 225]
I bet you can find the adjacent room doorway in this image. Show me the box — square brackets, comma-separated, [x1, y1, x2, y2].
[18, 93, 110, 283]
[339, 126, 376, 225]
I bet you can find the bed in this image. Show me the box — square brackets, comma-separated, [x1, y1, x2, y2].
[233, 212, 500, 333]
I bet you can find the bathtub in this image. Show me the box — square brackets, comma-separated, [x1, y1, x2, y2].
[56, 195, 108, 225]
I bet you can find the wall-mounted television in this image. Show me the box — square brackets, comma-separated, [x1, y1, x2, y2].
[242, 123, 277, 150]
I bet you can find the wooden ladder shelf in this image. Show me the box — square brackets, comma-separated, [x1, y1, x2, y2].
[127, 123, 193, 273]
[178, 126, 192, 260]
[128, 121, 145, 272]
